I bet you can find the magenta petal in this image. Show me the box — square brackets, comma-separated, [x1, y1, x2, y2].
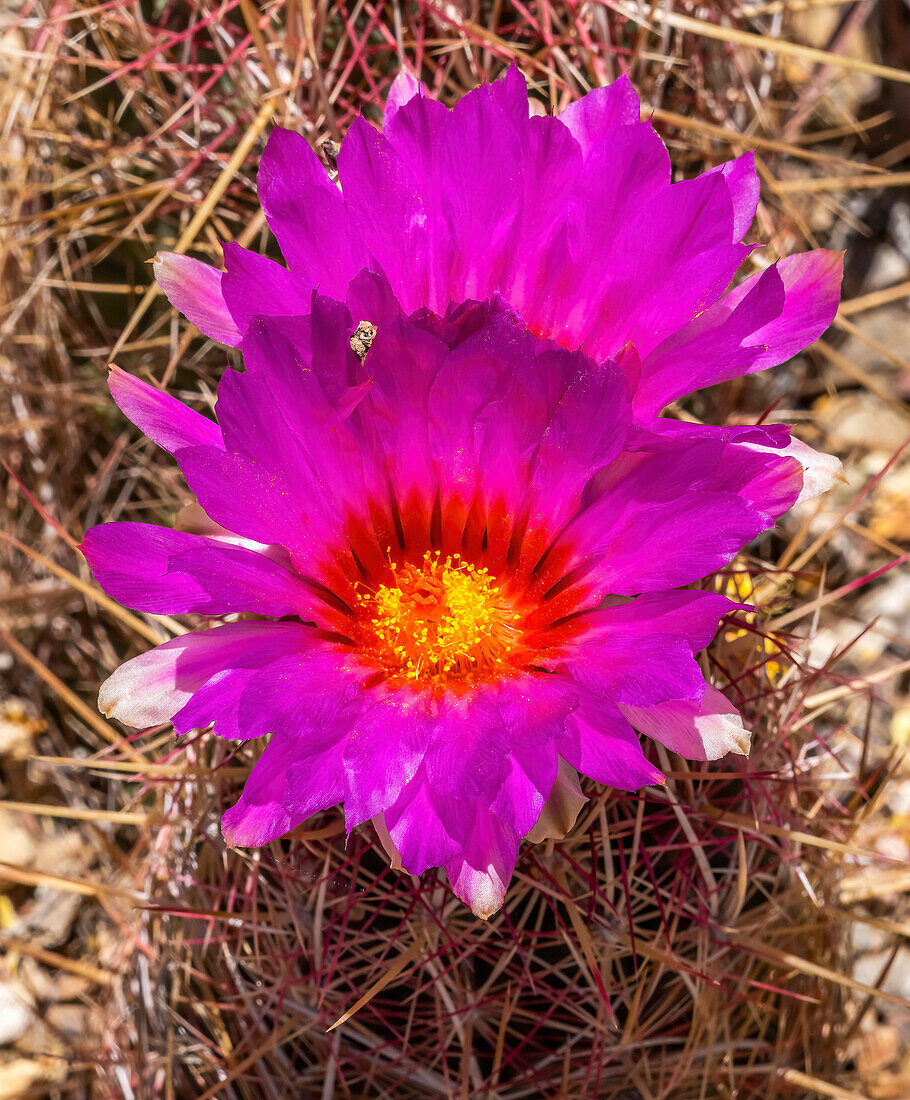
[642, 419, 805, 518]
[229, 317, 373, 517]
[384, 769, 466, 875]
[621, 685, 751, 761]
[384, 69, 424, 126]
[153, 252, 241, 346]
[423, 694, 512, 801]
[489, 743, 558, 837]
[559, 698, 665, 790]
[97, 621, 311, 730]
[222, 653, 360, 843]
[529, 359, 631, 526]
[481, 64, 531, 122]
[445, 808, 520, 920]
[590, 492, 767, 595]
[240, 301, 366, 419]
[337, 117, 430, 312]
[236, 651, 363, 742]
[567, 633, 704, 707]
[361, 315, 450, 504]
[378, 70, 583, 314]
[257, 128, 360, 295]
[82, 523, 317, 617]
[342, 701, 435, 829]
[426, 319, 547, 512]
[222, 733, 346, 847]
[562, 171, 743, 358]
[557, 74, 641, 155]
[724, 251, 844, 370]
[220, 242, 313, 330]
[108, 366, 223, 454]
[577, 591, 740, 655]
[704, 152, 759, 240]
[636, 250, 843, 414]
[175, 444, 340, 567]
[497, 675, 579, 746]
[561, 436, 772, 595]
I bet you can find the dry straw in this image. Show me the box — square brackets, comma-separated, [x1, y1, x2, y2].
[2, 1, 910, 1096]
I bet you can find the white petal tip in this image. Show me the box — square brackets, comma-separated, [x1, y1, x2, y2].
[796, 450, 842, 505]
[695, 713, 752, 759]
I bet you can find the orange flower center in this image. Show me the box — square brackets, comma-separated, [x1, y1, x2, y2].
[356, 550, 522, 683]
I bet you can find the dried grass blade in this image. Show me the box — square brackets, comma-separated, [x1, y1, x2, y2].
[326, 930, 428, 1033]
[0, 932, 113, 986]
[111, 97, 277, 356]
[0, 799, 153, 826]
[0, 625, 148, 763]
[733, 934, 910, 1010]
[621, 5, 910, 85]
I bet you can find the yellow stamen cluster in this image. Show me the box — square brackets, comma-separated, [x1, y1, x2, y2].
[359, 550, 521, 682]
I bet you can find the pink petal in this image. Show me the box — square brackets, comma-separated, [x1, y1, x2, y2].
[337, 118, 430, 313]
[257, 128, 360, 295]
[490, 743, 559, 837]
[575, 590, 740, 655]
[384, 69, 424, 126]
[153, 252, 241, 346]
[736, 431, 842, 505]
[382, 770, 466, 875]
[342, 702, 435, 829]
[621, 685, 751, 761]
[704, 152, 759, 240]
[559, 699, 665, 790]
[222, 733, 345, 847]
[82, 523, 317, 618]
[220, 242, 312, 329]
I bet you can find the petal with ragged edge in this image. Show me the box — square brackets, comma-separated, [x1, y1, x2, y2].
[636, 250, 844, 415]
[621, 685, 751, 761]
[383, 69, 425, 127]
[571, 590, 740, 656]
[704, 152, 760, 241]
[342, 700, 436, 829]
[556, 74, 641, 155]
[222, 732, 346, 847]
[643, 418, 822, 516]
[220, 242, 313, 332]
[490, 742, 559, 838]
[382, 769, 467, 875]
[337, 118, 430, 312]
[257, 128, 360, 296]
[735, 430, 842, 506]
